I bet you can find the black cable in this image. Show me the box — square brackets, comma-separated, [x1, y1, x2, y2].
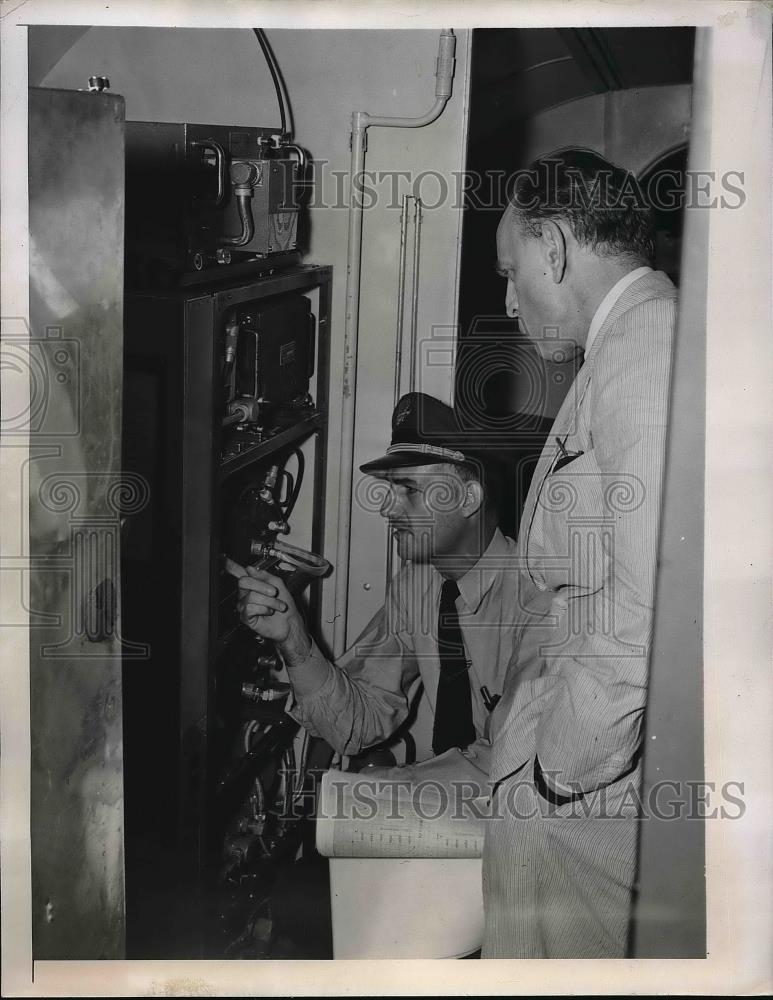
[283, 448, 305, 519]
[253, 28, 288, 138]
[279, 470, 293, 509]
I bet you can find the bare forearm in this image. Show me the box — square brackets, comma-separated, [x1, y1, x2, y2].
[279, 626, 332, 699]
[275, 617, 311, 667]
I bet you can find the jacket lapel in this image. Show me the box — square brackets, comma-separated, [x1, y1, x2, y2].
[517, 364, 591, 564]
[518, 270, 677, 563]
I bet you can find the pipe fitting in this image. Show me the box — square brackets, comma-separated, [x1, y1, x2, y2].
[435, 30, 457, 99]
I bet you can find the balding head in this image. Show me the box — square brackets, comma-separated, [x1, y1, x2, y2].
[507, 148, 654, 268]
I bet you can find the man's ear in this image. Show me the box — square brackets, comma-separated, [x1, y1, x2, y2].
[539, 220, 567, 283]
[461, 479, 484, 519]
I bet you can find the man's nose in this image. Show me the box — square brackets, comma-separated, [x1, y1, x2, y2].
[505, 278, 519, 319]
[379, 487, 398, 519]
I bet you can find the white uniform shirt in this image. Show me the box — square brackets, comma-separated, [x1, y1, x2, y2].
[287, 528, 519, 758]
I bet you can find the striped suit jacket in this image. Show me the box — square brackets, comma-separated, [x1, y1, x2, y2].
[482, 269, 678, 957]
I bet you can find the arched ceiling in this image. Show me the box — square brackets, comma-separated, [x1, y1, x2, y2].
[468, 27, 696, 143]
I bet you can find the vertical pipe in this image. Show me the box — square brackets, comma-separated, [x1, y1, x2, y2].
[332, 30, 456, 658]
[393, 195, 411, 406]
[385, 195, 412, 597]
[332, 115, 367, 658]
[408, 198, 423, 393]
[384, 519, 395, 605]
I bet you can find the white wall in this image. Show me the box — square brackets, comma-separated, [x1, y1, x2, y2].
[38, 26, 472, 650]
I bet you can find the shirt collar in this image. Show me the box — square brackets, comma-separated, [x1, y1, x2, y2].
[584, 266, 653, 357]
[454, 527, 511, 614]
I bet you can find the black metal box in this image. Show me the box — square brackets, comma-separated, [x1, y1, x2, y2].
[235, 294, 315, 404]
[125, 121, 300, 287]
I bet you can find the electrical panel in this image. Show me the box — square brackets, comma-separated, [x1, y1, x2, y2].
[121, 265, 333, 957]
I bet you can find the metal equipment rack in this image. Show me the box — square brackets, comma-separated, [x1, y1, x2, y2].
[121, 264, 332, 957]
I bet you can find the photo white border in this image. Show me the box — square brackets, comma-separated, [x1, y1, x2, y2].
[2, 1, 771, 995]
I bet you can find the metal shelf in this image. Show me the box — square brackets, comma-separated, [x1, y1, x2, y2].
[214, 264, 331, 310]
[219, 412, 326, 481]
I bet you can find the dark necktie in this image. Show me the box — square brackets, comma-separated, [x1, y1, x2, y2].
[432, 579, 476, 755]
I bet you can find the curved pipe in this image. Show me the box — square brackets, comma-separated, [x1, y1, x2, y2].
[281, 142, 308, 175]
[220, 191, 254, 248]
[257, 537, 331, 577]
[191, 139, 226, 206]
[333, 29, 457, 657]
[364, 98, 449, 131]
[361, 28, 456, 130]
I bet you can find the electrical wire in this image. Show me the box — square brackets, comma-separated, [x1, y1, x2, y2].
[252, 28, 289, 138]
[243, 720, 260, 755]
[275, 731, 309, 815]
[251, 774, 266, 818]
[282, 745, 296, 813]
[239, 450, 303, 510]
[282, 448, 305, 519]
[279, 469, 293, 510]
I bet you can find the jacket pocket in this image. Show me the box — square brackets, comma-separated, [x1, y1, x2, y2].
[536, 449, 608, 591]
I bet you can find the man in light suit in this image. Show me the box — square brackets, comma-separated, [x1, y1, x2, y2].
[476, 148, 677, 957]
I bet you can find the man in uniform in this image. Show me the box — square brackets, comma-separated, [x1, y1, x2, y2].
[237, 391, 515, 771]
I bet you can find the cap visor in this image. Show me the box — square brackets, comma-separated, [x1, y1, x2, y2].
[359, 452, 471, 475]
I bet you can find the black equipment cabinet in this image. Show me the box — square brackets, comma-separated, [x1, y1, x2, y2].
[121, 264, 332, 958]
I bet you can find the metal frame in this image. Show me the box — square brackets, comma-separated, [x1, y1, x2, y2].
[122, 264, 331, 953]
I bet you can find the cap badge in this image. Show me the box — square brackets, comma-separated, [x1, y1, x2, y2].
[395, 399, 412, 425]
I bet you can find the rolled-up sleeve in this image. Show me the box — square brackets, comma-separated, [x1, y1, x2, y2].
[287, 594, 419, 756]
[536, 300, 675, 795]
